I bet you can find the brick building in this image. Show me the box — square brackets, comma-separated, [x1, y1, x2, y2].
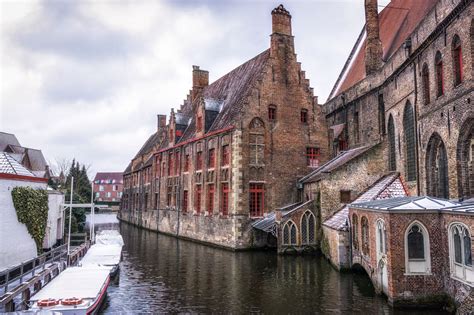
[119, 5, 328, 249]
[349, 197, 474, 310]
[93, 172, 123, 210]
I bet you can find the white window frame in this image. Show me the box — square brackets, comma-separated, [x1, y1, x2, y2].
[404, 220, 431, 275]
[448, 222, 474, 286]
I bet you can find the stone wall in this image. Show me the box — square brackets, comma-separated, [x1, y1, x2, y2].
[321, 226, 350, 270]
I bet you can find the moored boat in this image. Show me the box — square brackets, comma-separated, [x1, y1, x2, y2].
[29, 266, 110, 314]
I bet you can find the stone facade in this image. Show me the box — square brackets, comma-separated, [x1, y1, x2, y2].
[119, 5, 328, 249]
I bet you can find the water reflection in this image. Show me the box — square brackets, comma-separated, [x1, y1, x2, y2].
[100, 222, 446, 314]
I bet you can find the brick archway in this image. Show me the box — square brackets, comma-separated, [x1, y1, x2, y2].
[426, 133, 449, 198]
[457, 118, 474, 200]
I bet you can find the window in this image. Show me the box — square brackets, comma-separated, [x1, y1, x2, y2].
[306, 147, 320, 168]
[182, 190, 188, 213]
[422, 63, 430, 104]
[403, 102, 417, 181]
[283, 221, 297, 245]
[207, 184, 214, 214]
[95, 192, 100, 198]
[99, 185, 104, 192]
[167, 186, 172, 206]
[196, 151, 203, 170]
[221, 183, 229, 216]
[426, 133, 449, 198]
[268, 105, 276, 121]
[378, 94, 386, 135]
[300, 109, 308, 123]
[405, 221, 431, 274]
[113, 185, 117, 191]
[222, 145, 230, 166]
[376, 220, 387, 255]
[452, 35, 463, 86]
[435, 51, 444, 97]
[184, 154, 190, 172]
[250, 134, 265, 165]
[361, 216, 369, 255]
[106, 192, 111, 198]
[352, 214, 359, 250]
[208, 148, 215, 168]
[249, 183, 264, 217]
[301, 211, 316, 245]
[449, 223, 473, 283]
[195, 185, 202, 214]
[340, 190, 351, 203]
[175, 151, 180, 175]
[354, 111, 360, 143]
[388, 114, 396, 171]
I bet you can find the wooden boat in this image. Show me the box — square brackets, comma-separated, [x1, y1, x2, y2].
[29, 266, 110, 314]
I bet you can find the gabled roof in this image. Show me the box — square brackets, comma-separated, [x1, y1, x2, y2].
[323, 172, 407, 231]
[329, 0, 438, 99]
[299, 143, 379, 184]
[0, 132, 20, 151]
[0, 152, 36, 177]
[178, 50, 270, 142]
[353, 196, 459, 210]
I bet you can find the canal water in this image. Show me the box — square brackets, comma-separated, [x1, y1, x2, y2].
[89, 214, 447, 314]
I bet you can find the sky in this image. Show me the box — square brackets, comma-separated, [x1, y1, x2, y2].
[0, 0, 390, 176]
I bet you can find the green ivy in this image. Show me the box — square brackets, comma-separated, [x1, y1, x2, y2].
[11, 187, 49, 255]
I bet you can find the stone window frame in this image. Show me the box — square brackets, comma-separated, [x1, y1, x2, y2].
[220, 182, 230, 216]
[403, 101, 417, 182]
[182, 190, 188, 214]
[448, 222, 473, 285]
[306, 147, 320, 168]
[435, 51, 444, 97]
[194, 184, 202, 215]
[249, 183, 265, 217]
[352, 214, 359, 250]
[404, 220, 431, 275]
[425, 133, 449, 199]
[282, 220, 298, 246]
[207, 183, 215, 215]
[421, 63, 430, 105]
[387, 114, 397, 171]
[300, 210, 316, 245]
[376, 219, 387, 256]
[361, 216, 370, 256]
[451, 34, 463, 87]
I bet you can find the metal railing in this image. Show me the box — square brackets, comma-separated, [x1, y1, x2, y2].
[0, 244, 67, 295]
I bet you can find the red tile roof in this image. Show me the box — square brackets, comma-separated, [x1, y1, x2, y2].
[330, 0, 437, 99]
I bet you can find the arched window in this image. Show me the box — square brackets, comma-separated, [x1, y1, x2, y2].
[249, 118, 265, 166]
[403, 102, 417, 181]
[388, 114, 396, 171]
[456, 118, 474, 200]
[361, 216, 369, 256]
[426, 133, 449, 198]
[301, 211, 316, 245]
[452, 35, 463, 86]
[352, 214, 359, 250]
[405, 221, 431, 274]
[435, 51, 444, 97]
[421, 63, 430, 104]
[376, 220, 387, 255]
[283, 220, 297, 246]
[449, 223, 473, 283]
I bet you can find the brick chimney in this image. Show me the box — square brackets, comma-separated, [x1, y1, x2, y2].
[270, 4, 295, 83]
[271, 4, 291, 36]
[157, 114, 167, 132]
[191, 65, 209, 102]
[364, 0, 383, 75]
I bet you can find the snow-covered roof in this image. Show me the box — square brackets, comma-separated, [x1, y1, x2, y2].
[353, 196, 460, 211]
[0, 152, 36, 177]
[80, 244, 122, 267]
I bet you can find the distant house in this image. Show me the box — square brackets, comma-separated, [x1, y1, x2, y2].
[0, 132, 52, 179]
[93, 172, 123, 210]
[0, 152, 64, 270]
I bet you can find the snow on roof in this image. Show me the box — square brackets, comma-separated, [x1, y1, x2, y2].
[80, 244, 122, 267]
[30, 266, 110, 301]
[353, 196, 460, 211]
[0, 152, 36, 177]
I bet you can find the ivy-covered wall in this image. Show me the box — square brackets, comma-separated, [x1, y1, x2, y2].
[11, 187, 49, 254]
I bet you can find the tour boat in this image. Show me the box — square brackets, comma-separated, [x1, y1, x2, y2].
[29, 266, 110, 314]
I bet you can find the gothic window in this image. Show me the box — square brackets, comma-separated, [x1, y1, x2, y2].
[403, 102, 417, 181]
[222, 145, 230, 166]
[376, 220, 386, 255]
[221, 183, 229, 216]
[306, 147, 320, 167]
[301, 211, 316, 245]
[456, 118, 474, 200]
[378, 94, 386, 135]
[249, 183, 264, 217]
[426, 133, 449, 198]
[196, 151, 203, 171]
[452, 35, 463, 86]
[249, 118, 265, 166]
[361, 216, 369, 256]
[449, 223, 473, 283]
[268, 105, 276, 121]
[388, 114, 396, 171]
[207, 184, 214, 215]
[405, 221, 431, 274]
[208, 148, 215, 168]
[300, 109, 308, 123]
[435, 51, 444, 97]
[421, 63, 430, 105]
[283, 221, 297, 246]
[352, 214, 359, 250]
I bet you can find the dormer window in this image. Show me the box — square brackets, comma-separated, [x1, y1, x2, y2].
[268, 105, 276, 121]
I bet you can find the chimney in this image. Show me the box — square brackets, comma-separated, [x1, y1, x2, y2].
[192, 65, 209, 102]
[271, 4, 291, 36]
[157, 114, 167, 131]
[364, 0, 383, 75]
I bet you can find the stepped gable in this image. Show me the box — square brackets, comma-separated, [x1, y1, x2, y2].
[178, 49, 270, 142]
[323, 172, 407, 231]
[330, 0, 437, 99]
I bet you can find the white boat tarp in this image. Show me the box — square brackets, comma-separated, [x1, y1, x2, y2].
[80, 244, 122, 267]
[30, 266, 110, 301]
[95, 230, 124, 247]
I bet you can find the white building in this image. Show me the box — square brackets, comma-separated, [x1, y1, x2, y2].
[0, 152, 64, 271]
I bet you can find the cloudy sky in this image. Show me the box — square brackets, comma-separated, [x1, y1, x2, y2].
[0, 0, 390, 176]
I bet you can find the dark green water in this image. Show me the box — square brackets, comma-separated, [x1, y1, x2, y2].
[101, 221, 447, 314]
